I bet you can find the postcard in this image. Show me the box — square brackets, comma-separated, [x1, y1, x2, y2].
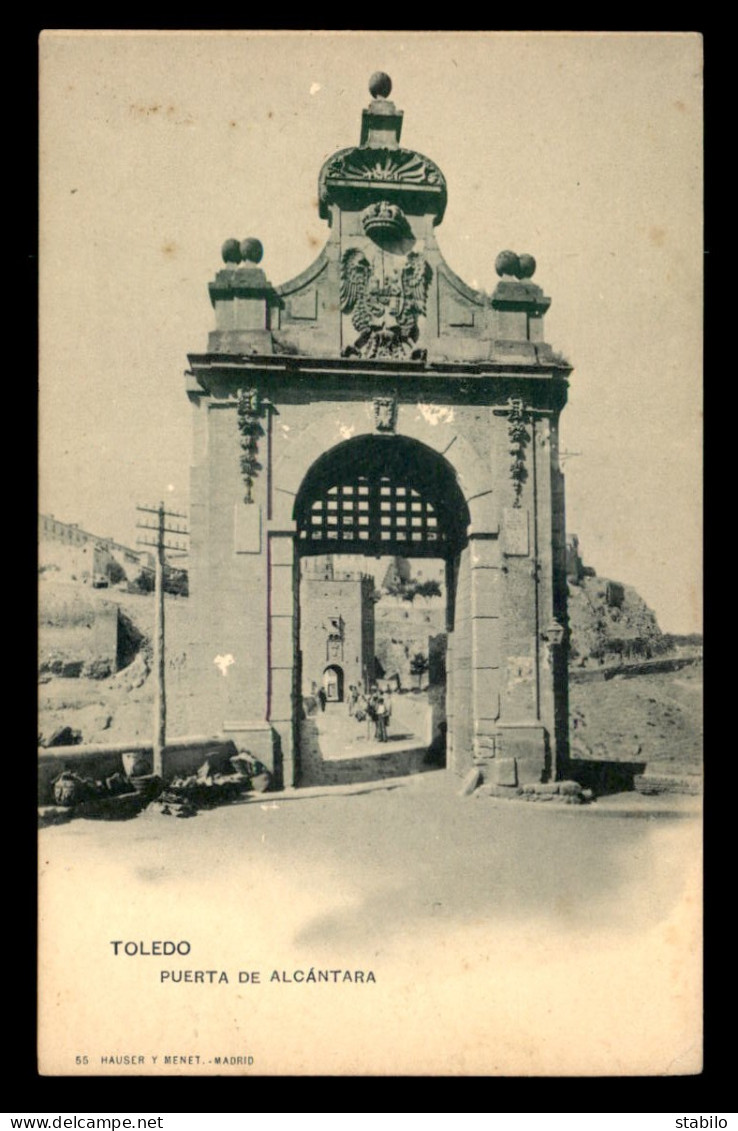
[38, 30, 702, 1076]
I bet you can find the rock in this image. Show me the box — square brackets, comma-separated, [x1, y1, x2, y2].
[122, 751, 151, 778]
[536, 782, 560, 794]
[459, 768, 482, 796]
[198, 746, 237, 775]
[143, 791, 198, 819]
[82, 659, 112, 680]
[113, 652, 150, 691]
[105, 772, 129, 796]
[43, 726, 83, 748]
[230, 755, 253, 778]
[75, 793, 145, 820]
[558, 780, 582, 796]
[52, 771, 99, 806]
[129, 774, 163, 803]
[38, 805, 74, 828]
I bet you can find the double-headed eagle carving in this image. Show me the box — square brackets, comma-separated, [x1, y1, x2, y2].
[340, 249, 432, 359]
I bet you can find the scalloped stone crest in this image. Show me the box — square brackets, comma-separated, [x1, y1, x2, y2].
[319, 146, 447, 225]
[326, 147, 443, 186]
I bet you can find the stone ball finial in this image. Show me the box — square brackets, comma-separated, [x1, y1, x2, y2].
[369, 72, 392, 99]
[495, 250, 520, 278]
[517, 253, 536, 279]
[240, 237, 264, 264]
[222, 238, 242, 265]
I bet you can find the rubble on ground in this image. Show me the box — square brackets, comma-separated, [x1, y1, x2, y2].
[40, 753, 272, 825]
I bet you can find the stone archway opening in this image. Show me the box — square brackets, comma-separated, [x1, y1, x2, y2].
[294, 434, 470, 786]
[322, 664, 344, 702]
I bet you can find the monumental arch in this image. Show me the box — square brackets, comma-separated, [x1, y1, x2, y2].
[184, 73, 571, 790]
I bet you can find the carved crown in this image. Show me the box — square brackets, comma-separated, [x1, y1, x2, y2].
[361, 200, 407, 239]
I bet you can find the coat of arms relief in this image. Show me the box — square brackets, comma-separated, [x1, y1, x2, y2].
[340, 236, 432, 360]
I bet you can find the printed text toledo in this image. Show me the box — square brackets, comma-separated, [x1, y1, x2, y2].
[109, 941, 377, 984]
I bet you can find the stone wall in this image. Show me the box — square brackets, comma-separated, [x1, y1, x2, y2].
[374, 594, 444, 686]
[38, 588, 119, 678]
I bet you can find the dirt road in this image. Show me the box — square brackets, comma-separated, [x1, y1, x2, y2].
[38, 769, 701, 1076]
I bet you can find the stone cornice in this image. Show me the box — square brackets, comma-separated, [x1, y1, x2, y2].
[185, 353, 571, 412]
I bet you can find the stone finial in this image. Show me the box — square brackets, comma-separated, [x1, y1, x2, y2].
[495, 250, 537, 279]
[222, 238, 242, 264]
[495, 250, 519, 278]
[240, 238, 264, 264]
[369, 72, 392, 99]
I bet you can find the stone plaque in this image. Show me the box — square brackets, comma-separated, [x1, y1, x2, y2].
[503, 507, 529, 556]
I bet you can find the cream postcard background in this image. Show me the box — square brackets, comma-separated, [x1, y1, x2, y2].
[38, 31, 702, 1076]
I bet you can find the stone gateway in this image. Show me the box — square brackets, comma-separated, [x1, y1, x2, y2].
[183, 74, 571, 791]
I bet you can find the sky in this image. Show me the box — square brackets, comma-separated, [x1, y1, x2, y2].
[39, 31, 703, 633]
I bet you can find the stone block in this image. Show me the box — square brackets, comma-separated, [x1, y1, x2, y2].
[498, 725, 547, 785]
[470, 539, 500, 567]
[222, 723, 276, 773]
[269, 667, 294, 718]
[467, 495, 500, 535]
[473, 668, 500, 717]
[458, 768, 482, 796]
[269, 537, 295, 566]
[472, 573, 501, 619]
[270, 564, 295, 616]
[270, 615, 294, 669]
[490, 339, 538, 361]
[558, 780, 582, 796]
[473, 621, 501, 667]
[494, 310, 528, 340]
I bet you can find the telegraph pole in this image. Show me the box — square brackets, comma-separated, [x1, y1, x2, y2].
[136, 502, 189, 777]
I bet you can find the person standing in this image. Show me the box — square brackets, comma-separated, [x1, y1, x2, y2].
[375, 695, 388, 742]
[347, 684, 359, 717]
[366, 688, 378, 740]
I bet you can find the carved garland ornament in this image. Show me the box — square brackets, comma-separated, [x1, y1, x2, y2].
[340, 249, 432, 360]
[237, 388, 265, 504]
[507, 398, 530, 507]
